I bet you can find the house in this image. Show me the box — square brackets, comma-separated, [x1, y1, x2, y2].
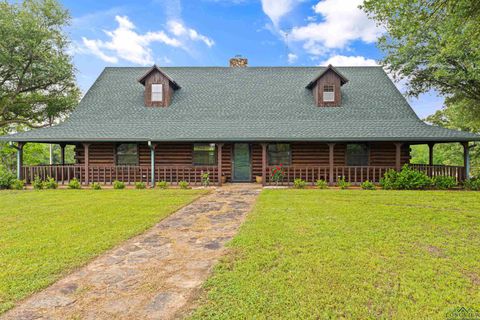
[1, 57, 478, 186]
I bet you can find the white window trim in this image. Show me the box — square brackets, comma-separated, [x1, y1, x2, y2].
[323, 85, 335, 102]
[151, 84, 163, 102]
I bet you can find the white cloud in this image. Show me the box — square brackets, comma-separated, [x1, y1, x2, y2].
[287, 53, 298, 63]
[290, 0, 382, 54]
[81, 15, 214, 65]
[167, 20, 215, 47]
[261, 0, 297, 27]
[320, 55, 378, 66]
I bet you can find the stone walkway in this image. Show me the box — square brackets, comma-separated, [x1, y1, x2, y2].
[2, 184, 261, 320]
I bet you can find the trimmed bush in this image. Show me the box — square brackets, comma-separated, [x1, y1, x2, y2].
[380, 165, 432, 190]
[156, 181, 169, 189]
[113, 180, 125, 189]
[68, 178, 81, 189]
[361, 180, 376, 190]
[10, 179, 25, 190]
[433, 176, 457, 190]
[32, 176, 44, 190]
[0, 167, 16, 190]
[178, 181, 190, 189]
[293, 178, 307, 189]
[135, 182, 146, 189]
[44, 177, 58, 189]
[315, 179, 328, 189]
[337, 177, 351, 190]
[464, 178, 480, 191]
[91, 182, 102, 190]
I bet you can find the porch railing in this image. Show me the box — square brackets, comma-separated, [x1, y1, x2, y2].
[21, 165, 218, 186]
[266, 166, 395, 185]
[266, 164, 466, 186]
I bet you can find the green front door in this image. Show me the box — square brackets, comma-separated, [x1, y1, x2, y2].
[233, 143, 251, 182]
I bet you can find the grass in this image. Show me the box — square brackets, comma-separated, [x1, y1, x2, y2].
[191, 190, 480, 319]
[0, 189, 207, 314]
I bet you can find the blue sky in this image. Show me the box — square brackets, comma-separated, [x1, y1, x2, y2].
[63, 0, 443, 118]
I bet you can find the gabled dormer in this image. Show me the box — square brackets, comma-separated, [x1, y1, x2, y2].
[306, 64, 348, 107]
[138, 65, 180, 107]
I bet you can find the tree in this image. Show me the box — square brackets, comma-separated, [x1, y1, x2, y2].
[0, 0, 80, 130]
[361, 0, 480, 110]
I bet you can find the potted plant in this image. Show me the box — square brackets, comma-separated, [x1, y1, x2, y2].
[255, 175, 262, 184]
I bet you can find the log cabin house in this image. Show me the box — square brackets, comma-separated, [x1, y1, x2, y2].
[2, 57, 479, 186]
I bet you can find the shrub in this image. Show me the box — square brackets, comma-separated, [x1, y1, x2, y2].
[380, 165, 432, 190]
[433, 176, 457, 190]
[178, 180, 190, 189]
[91, 182, 102, 190]
[293, 178, 307, 189]
[156, 181, 169, 189]
[464, 178, 480, 191]
[113, 180, 125, 189]
[10, 179, 25, 190]
[270, 165, 285, 184]
[201, 172, 210, 187]
[32, 176, 44, 190]
[68, 178, 81, 189]
[0, 167, 16, 190]
[337, 177, 351, 190]
[135, 182, 146, 189]
[361, 180, 376, 190]
[44, 177, 58, 189]
[315, 179, 328, 189]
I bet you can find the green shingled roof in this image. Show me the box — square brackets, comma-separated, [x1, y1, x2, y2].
[2, 66, 479, 142]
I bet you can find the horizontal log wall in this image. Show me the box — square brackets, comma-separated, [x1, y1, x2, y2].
[74, 142, 411, 183]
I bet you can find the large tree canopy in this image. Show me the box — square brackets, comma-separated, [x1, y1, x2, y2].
[361, 0, 480, 107]
[0, 0, 79, 130]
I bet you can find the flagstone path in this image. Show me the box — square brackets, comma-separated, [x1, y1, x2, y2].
[2, 184, 261, 320]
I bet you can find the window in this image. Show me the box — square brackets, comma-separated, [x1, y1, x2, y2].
[346, 144, 369, 166]
[116, 144, 138, 165]
[268, 144, 291, 165]
[151, 84, 163, 102]
[323, 85, 335, 102]
[193, 144, 217, 165]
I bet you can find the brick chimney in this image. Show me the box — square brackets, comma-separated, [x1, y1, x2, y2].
[229, 55, 248, 67]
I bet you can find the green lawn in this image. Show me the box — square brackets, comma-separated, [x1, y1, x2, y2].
[191, 190, 480, 319]
[0, 189, 207, 314]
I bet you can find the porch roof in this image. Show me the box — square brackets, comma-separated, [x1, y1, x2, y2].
[1, 66, 479, 143]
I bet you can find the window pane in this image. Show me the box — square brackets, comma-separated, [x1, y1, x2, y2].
[346, 144, 369, 166]
[268, 144, 291, 165]
[116, 144, 138, 165]
[152, 84, 163, 102]
[323, 85, 334, 102]
[193, 143, 216, 165]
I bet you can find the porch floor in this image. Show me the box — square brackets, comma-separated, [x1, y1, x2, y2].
[2, 184, 261, 320]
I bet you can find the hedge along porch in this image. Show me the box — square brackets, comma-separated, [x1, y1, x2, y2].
[2, 62, 479, 185]
[13, 140, 470, 187]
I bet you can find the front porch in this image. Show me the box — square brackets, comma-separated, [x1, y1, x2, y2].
[13, 140, 472, 186]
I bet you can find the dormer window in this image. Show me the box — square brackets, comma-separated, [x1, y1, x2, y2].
[306, 64, 348, 107]
[323, 85, 334, 102]
[151, 84, 163, 102]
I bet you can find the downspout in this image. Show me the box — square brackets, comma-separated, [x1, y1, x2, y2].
[148, 141, 155, 187]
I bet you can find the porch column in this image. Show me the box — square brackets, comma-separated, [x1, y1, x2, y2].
[428, 143, 434, 166]
[462, 142, 470, 180]
[83, 143, 90, 185]
[60, 143, 66, 165]
[261, 143, 267, 186]
[394, 143, 403, 171]
[217, 143, 223, 186]
[15, 142, 24, 180]
[328, 143, 335, 185]
[149, 142, 157, 187]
